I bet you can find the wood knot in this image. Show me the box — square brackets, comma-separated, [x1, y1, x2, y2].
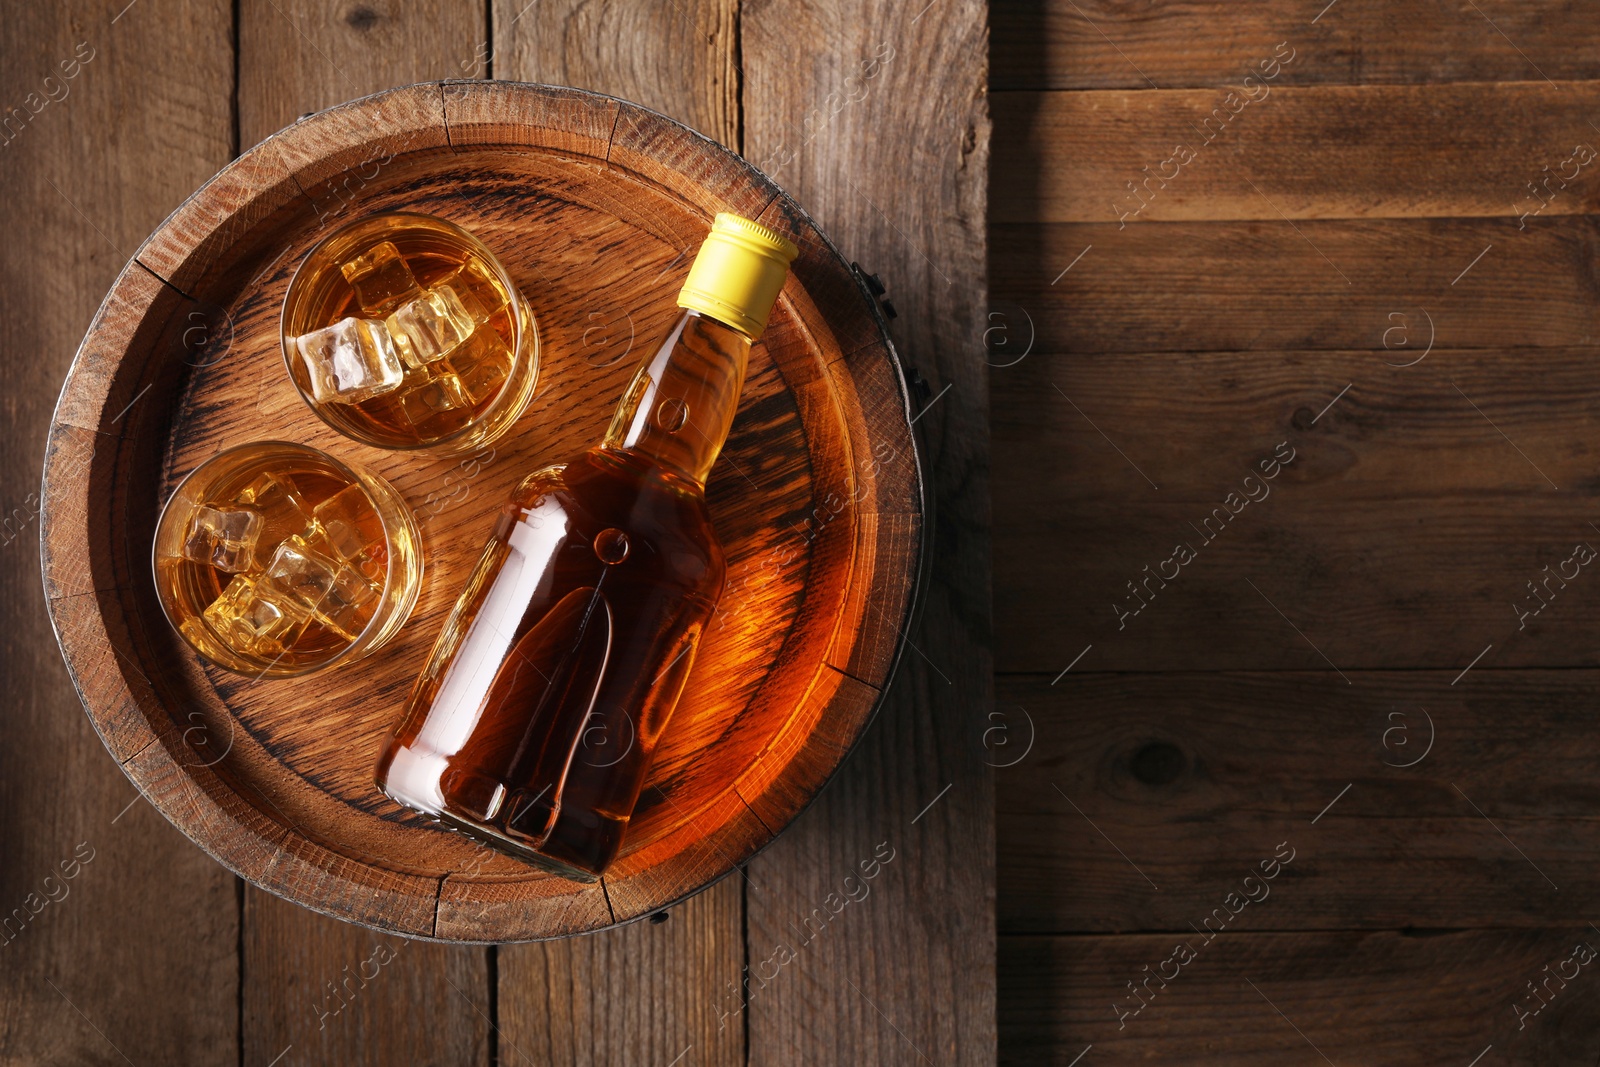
[345, 5, 381, 31]
[1128, 741, 1185, 786]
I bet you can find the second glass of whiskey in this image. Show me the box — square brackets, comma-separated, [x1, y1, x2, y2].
[152, 441, 423, 677]
[281, 212, 539, 456]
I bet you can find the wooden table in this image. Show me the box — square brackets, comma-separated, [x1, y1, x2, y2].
[993, 1, 1600, 1063]
[1, 2, 990, 1064]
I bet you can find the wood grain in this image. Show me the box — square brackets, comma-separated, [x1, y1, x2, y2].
[991, 344, 1600, 672]
[992, 0, 1600, 90]
[244, 888, 489, 1066]
[0, 0, 238, 1063]
[239, 0, 482, 147]
[744, 0, 997, 1065]
[993, 345, 1600, 501]
[992, 83, 1600, 223]
[992, 218, 1600, 354]
[997, 671, 1600, 934]
[499, 878, 745, 1065]
[491, 0, 739, 148]
[995, 492, 1600, 674]
[1000, 928, 1600, 1063]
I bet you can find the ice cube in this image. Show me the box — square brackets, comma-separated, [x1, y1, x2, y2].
[265, 532, 380, 641]
[340, 241, 422, 316]
[295, 316, 404, 403]
[394, 365, 474, 434]
[435, 261, 506, 322]
[310, 484, 388, 583]
[446, 327, 513, 404]
[386, 285, 480, 369]
[232, 471, 314, 566]
[181, 504, 262, 573]
[202, 573, 311, 658]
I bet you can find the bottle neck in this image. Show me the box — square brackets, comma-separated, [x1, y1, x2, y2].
[600, 310, 752, 487]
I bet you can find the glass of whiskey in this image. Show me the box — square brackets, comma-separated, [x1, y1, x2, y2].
[281, 212, 538, 455]
[152, 441, 423, 677]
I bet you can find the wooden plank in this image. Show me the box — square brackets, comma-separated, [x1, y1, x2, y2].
[487, 5, 753, 1065]
[235, 4, 490, 1062]
[993, 83, 1600, 223]
[489, 0, 739, 146]
[743, 1, 996, 1064]
[992, 0, 1600, 90]
[995, 492, 1600, 674]
[498, 879, 745, 1065]
[992, 218, 1600, 354]
[0, 0, 238, 1063]
[238, 0, 482, 146]
[997, 670, 1600, 933]
[243, 889, 489, 1066]
[992, 344, 1600, 672]
[993, 345, 1600, 501]
[1000, 928, 1599, 1063]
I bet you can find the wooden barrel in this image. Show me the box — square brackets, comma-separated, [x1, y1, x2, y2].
[38, 82, 922, 941]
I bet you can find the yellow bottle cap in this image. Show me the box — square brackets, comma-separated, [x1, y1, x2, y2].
[676, 213, 799, 339]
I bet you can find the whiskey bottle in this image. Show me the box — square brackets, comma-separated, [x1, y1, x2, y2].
[375, 213, 798, 880]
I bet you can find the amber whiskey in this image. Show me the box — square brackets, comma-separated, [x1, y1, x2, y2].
[153, 442, 422, 677]
[281, 212, 538, 454]
[375, 214, 798, 880]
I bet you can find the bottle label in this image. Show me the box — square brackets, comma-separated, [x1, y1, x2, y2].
[416, 500, 571, 757]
